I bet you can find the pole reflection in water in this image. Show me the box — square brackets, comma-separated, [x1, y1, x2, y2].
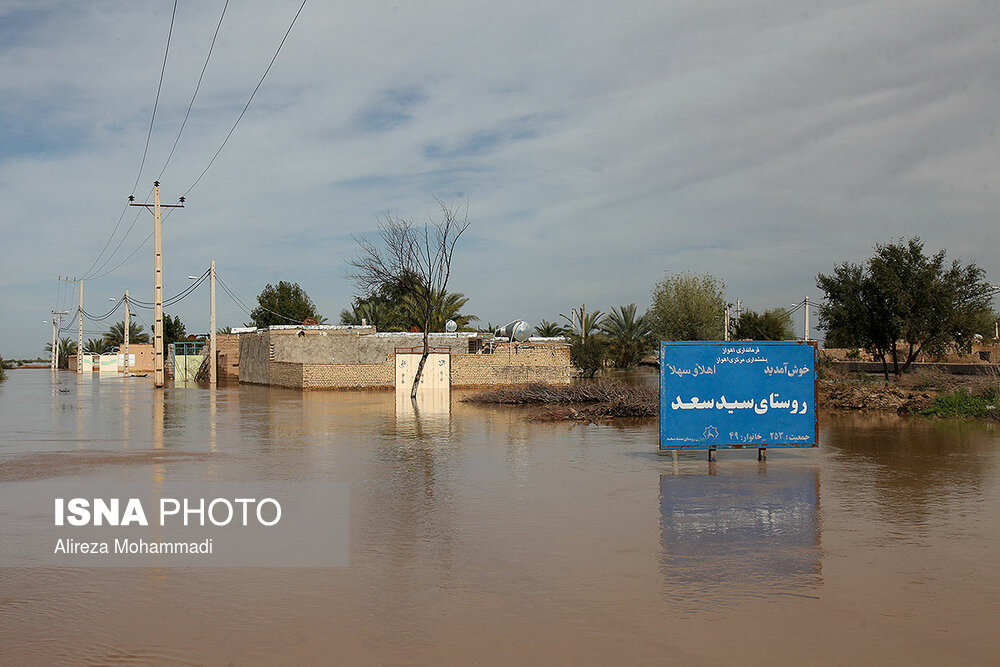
[660, 463, 822, 608]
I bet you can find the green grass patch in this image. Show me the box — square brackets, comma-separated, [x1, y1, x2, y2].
[920, 388, 998, 419]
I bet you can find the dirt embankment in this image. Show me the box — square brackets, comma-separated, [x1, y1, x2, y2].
[465, 368, 1000, 422]
[817, 380, 934, 414]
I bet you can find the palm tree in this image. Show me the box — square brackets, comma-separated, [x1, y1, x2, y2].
[534, 320, 569, 337]
[600, 303, 654, 368]
[217, 326, 233, 334]
[103, 321, 150, 347]
[398, 289, 479, 331]
[561, 308, 606, 341]
[341, 298, 394, 330]
[44, 337, 78, 369]
[83, 338, 111, 355]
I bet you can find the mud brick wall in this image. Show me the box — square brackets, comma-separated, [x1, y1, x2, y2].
[269, 326, 374, 364]
[215, 334, 240, 380]
[238, 331, 272, 385]
[301, 361, 395, 389]
[451, 345, 573, 386]
[269, 361, 305, 388]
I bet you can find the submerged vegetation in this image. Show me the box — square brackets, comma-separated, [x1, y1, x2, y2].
[919, 387, 1000, 419]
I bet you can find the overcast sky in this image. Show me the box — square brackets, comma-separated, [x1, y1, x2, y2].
[2, 0, 999, 357]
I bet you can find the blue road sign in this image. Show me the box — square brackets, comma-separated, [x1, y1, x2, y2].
[659, 341, 817, 450]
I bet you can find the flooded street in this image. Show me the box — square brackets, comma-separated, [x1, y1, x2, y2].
[2, 370, 999, 665]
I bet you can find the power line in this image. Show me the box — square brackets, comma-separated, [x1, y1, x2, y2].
[81, 296, 126, 322]
[130, 269, 209, 308]
[130, 0, 179, 196]
[82, 183, 154, 281]
[86, 194, 183, 281]
[81, 1, 178, 283]
[87, 225, 153, 281]
[79, 203, 130, 280]
[215, 272, 304, 324]
[182, 0, 309, 198]
[156, 0, 230, 182]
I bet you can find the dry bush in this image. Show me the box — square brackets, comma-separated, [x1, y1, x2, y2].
[464, 380, 656, 405]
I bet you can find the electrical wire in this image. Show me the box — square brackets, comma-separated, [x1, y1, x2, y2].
[181, 0, 309, 198]
[58, 310, 78, 333]
[86, 191, 189, 281]
[156, 0, 230, 182]
[130, 0, 179, 196]
[215, 278, 255, 319]
[130, 269, 210, 309]
[81, 0, 179, 281]
[215, 272, 304, 324]
[81, 296, 126, 322]
[79, 203, 131, 280]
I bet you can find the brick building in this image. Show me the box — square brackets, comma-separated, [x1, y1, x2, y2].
[236, 325, 572, 390]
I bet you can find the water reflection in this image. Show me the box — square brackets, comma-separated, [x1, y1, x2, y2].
[395, 389, 452, 440]
[660, 464, 822, 608]
[823, 414, 997, 534]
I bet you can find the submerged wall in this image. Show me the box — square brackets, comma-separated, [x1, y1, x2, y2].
[237, 326, 572, 389]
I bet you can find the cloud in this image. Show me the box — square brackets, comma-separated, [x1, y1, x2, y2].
[1, 1, 1000, 356]
[353, 86, 426, 133]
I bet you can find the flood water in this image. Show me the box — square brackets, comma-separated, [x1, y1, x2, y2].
[1, 369, 999, 665]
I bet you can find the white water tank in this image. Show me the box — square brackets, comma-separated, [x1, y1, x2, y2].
[496, 320, 531, 342]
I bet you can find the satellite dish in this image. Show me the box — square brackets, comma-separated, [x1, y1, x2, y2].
[445, 319, 458, 332]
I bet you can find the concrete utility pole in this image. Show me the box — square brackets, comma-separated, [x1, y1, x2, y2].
[804, 296, 810, 342]
[210, 261, 217, 385]
[50, 310, 67, 370]
[724, 305, 731, 341]
[77, 279, 84, 373]
[129, 181, 184, 388]
[736, 299, 742, 326]
[50, 316, 57, 371]
[52, 310, 69, 370]
[124, 290, 130, 375]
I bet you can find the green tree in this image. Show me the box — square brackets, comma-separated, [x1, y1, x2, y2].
[340, 297, 394, 330]
[559, 307, 608, 376]
[561, 307, 606, 341]
[217, 326, 233, 335]
[341, 288, 477, 332]
[600, 303, 654, 367]
[0, 356, 6, 382]
[103, 321, 150, 347]
[83, 338, 110, 355]
[250, 281, 320, 328]
[397, 289, 478, 331]
[533, 320, 569, 337]
[733, 308, 794, 341]
[648, 272, 726, 341]
[153, 314, 188, 346]
[570, 337, 606, 378]
[44, 337, 77, 369]
[817, 237, 994, 379]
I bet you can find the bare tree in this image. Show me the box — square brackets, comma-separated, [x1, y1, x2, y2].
[349, 198, 470, 398]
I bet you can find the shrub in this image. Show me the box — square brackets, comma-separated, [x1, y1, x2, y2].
[920, 389, 996, 419]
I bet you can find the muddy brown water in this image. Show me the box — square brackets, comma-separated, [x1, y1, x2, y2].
[1, 370, 998, 665]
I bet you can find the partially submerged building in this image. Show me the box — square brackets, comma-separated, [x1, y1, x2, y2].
[236, 325, 572, 389]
